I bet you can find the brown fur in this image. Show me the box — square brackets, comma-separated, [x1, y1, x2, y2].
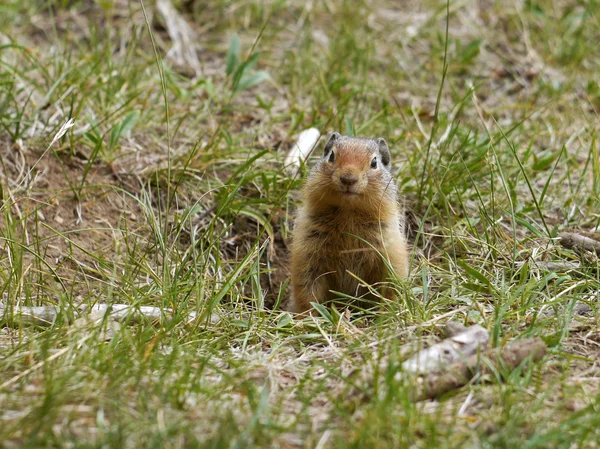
[290, 134, 409, 314]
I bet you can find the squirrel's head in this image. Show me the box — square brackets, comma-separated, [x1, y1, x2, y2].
[306, 132, 395, 207]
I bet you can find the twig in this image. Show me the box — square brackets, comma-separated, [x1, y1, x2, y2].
[0, 303, 219, 328]
[559, 232, 600, 255]
[402, 324, 489, 374]
[514, 260, 581, 271]
[413, 337, 547, 401]
[155, 0, 202, 76]
[0, 304, 59, 326]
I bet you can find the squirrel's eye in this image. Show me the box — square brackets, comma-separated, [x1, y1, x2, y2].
[370, 157, 377, 169]
[328, 151, 335, 163]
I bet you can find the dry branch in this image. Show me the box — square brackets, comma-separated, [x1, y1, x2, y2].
[413, 337, 547, 401]
[0, 304, 59, 326]
[559, 232, 600, 255]
[155, 0, 202, 76]
[402, 324, 489, 374]
[514, 260, 581, 271]
[0, 303, 219, 328]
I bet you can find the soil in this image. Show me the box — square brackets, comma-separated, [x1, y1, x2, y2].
[0, 136, 144, 300]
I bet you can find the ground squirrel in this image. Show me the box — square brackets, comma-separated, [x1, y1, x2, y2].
[290, 132, 409, 314]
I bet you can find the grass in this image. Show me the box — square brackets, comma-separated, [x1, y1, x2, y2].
[1, 0, 600, 447]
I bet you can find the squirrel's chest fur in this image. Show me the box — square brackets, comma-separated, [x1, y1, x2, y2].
[292, 204, 396, 297]
[289, 132, 408, 313]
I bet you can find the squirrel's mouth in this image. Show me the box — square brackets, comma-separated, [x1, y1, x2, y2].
[334, 178, 365, 197]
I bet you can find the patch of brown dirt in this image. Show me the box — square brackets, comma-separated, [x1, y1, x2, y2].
[0, 136, 144, 301]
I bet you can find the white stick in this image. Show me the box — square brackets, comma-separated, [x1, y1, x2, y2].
[155, 0, 202, 76]
[559, 232, 600, 255]
[284, 128, 320, 176]
[0, 304, 59, 326]
[0, 303, 219, 327]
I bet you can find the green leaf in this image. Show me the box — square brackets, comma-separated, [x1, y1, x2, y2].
[461, 39, 482, 64]
[513, 214, 546, 238]
[276, 313, 292, 328]
[235, 71, 270, 93]
[541, 333, 562, 347]
[231, 320, 250, 328]
[226, 34, 240, 76]
[310, 302, 333, 323]
[463, 282, 491, 295]
[532, 150, 560, 171]
[108, 111, 139, 153]
[238, 207, 275, 244]
[345, 117, 355, 136]
[119, 110, 139, 135]
[85, 131, 100, 145]
[457, 259, 491, 286]
[109, 123, 122, 151]
[243, 52, 261, 73]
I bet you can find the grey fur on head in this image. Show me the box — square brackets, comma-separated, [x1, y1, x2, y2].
[322, 133, 392, 170]
[376, 137, 391, 167]
[323, 132, 341, 156]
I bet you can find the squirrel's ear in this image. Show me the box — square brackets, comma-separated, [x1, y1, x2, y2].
[377, 138, 391, 167]
[323, 132, 341, 156]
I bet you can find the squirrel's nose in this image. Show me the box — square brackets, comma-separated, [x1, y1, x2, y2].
[340, 174, 359, 186]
